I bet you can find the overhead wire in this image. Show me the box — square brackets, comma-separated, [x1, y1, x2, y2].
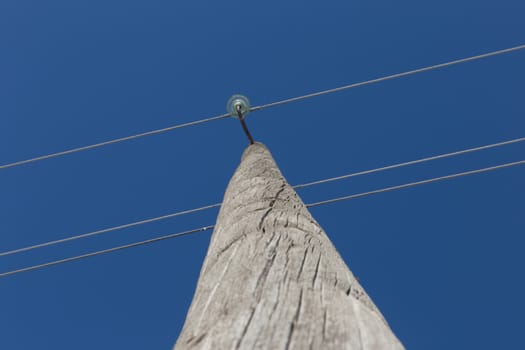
[1, 158, 523, 278]
[2, 44, 524, 171]
[0, 203, 221, 257]
[0, 113, 231, 170]
[250, 44, 525, 111]
[307, 159, 525, 208]
[293, 136, 525, 189]
[1, 136, 523, 258]
[1, 44, 524, 275]
[0, 226, 214, 278]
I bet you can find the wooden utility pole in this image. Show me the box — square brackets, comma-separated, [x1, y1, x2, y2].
[174, 143, 404, 349]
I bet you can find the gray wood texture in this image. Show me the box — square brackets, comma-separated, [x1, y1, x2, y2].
[174, 143, 404, 350]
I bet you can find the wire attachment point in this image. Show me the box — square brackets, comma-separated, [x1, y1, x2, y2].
[227, 94, 255, 145]
[227, 94, 251, 118]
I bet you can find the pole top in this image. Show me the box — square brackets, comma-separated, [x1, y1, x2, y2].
[227, 94, 251, 119]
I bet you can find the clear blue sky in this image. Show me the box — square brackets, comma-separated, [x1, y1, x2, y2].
[1, 0, 524, 349]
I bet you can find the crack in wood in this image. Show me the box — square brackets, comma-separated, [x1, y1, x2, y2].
[257, 183, 287, 230]
[254, 252, 278, 300]
[322, 310, 328, 340]
[285, 289, 304, 350]
[312, 253, 322, 288]
[297, 249, 309, 281]
[235, 307, 256, 350]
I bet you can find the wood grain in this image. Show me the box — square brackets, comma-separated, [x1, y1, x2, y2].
[174, 143, 404, 350]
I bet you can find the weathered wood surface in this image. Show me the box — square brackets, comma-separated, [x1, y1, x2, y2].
[174, 143, 404, 350]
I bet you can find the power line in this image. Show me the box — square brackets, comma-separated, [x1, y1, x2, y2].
[251, 44, 525, 111]
[0, 226, 214, 278]
[294, 136, 525, 189]
[2, 44, 524, 171]
[1, 159, 523, 278]
[0, 203, 221, 257]
[307, 159, 525, 208]
[1, 136, 522, 258]
[0, 113, 231, 170]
